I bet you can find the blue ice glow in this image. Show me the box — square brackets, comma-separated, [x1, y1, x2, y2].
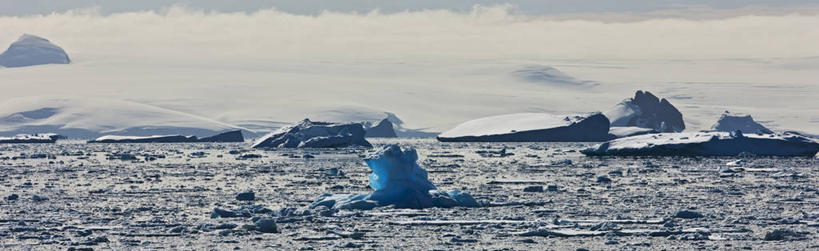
[309, 144, 479, 210]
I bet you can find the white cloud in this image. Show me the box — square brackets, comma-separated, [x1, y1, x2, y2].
[0, 5, 818, 62]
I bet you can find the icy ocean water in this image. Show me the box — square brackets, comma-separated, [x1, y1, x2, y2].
[1, 138, 817, 250]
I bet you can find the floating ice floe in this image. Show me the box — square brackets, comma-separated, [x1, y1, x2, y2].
[581, 131, 819, 156]
[364, 118, 397, 138]
[252, 119, 371, 148]
[87, 130, 244, 143]
[605, 90, 685, 133]
[309, 145, 479, 209]
[711, 111, 773, 134]
[0, 133, 61, 143]
[0, 34, 70, 68]
[437, 112, 610, 142]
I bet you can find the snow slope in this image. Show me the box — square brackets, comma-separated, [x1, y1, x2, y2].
[0, 34, 70, 68]
[511, 65, 598, 88]
[438, 112, 610, 142]
[0, 97, 247, 138]
[582, 131, 819, 156]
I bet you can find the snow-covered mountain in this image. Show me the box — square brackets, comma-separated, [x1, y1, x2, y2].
[0, 97, 247, 138]
[0, 34, 70, 68]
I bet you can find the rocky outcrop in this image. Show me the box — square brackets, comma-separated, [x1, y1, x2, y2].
[605, 91, 685, 133]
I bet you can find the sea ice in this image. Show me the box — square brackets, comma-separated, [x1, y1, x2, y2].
[605, 90, 685, 133]
[0, 34, 70, 68]
[710, 111, 773, 134]
[309, 145, 479, 209]
[0, 133, 61, 143]
[437, 112, 610, 142]
[252, 119, 371, 148]
[582, 131, 819, 156]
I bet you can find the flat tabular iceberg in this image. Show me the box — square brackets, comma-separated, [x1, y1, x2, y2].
[605, 91, 685, 133]
[0, 34, 70, 68]
[438, 112, 610, 142]
[252, 119, 371, 148]
[582, 131, 819, 156]
[0, 133, 61, 143]
[310, 145, 479, 209]
[87, 130, 244, 143]
[711, 111, 773, 134]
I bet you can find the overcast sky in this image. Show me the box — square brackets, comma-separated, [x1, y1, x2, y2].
[1, 0, 818, 16]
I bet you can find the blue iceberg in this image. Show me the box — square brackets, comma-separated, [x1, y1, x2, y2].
[310, 145, 479, 209]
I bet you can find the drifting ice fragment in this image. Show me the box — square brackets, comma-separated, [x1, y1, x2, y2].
[605, 91, 685, 133]
[438, 112, 610, 142]
[309, 145, 479, 209]
[582, 131, 819, 156]
[710, 111, 773, 134]
[252, 119, 371, 148]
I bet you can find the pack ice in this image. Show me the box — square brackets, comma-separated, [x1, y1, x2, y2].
[252, 119, 372, 148]
[711, 111, 773, 134]
[0, 34, 70, 68]
[437, 112, 610, 142]
[87, 130, 244, 143]
[310, 145, 479, 209]
[0, 133, 61, 143]
[582, 131, 819, 156]
[605, 91, 685, 133]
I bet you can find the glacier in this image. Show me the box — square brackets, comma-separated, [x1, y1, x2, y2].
[252, 119, 372, 148]
[0, 34, 70, 68]
[437, 112, 611, 142]
[582, 131, 819, 157]
[309, 144, 479, 209]
[710, 111, 773, 134]
[605, 91, 685, 133]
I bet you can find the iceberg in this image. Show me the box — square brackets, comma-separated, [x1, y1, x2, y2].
[605, 91, 685, 133]
[0, 133, 61, 143]
[252, 119, 371, 148]
[309, 145, 479, 209]
[87, 130, 244, 143]
[0, 34, 70, 68]
[364, 118, 397, 138]
[710, 111, 773, 134]
[437, 112, 610, 142]
[197, 130, 245, 142]
[581, 131, 819, 157]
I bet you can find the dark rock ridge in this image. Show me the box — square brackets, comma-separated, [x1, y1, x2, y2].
[87, 130, 244, 143]
[605, 90, 685, 133]
[252, 119, 371, 148]
[0, 34, 70, 68]
[711, 111, 773, 134]
[438, 113, 611, 142]
[364, 118, 397, 138]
